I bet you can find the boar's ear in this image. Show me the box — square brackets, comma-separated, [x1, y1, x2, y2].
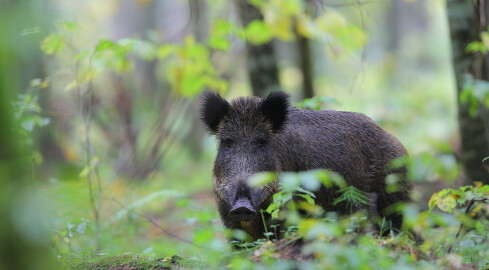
[200, 90, 231, 134]
[259, 91, 290, 133]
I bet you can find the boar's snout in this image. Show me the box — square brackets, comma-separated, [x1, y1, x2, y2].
[229, 198, 256, 222]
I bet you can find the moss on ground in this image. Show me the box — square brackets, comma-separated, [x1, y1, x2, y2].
[67, 255, 195, 270]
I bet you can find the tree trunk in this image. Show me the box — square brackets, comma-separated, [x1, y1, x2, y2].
[238, 1, 280, 97]
[447, 0, 489, 184]
[184, 0, 208, 157]
[297, 33, 314, 99]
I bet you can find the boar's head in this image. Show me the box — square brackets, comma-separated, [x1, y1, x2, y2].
[200, 91, 289, 228]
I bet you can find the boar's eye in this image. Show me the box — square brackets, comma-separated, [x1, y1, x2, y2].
[221, 138, 234, 149]
[254, 138, 268, 148]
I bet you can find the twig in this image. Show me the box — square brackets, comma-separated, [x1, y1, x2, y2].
[447, 197, 489, 253]
[75, 52, 102, 251]
[111, 198, 209, 250]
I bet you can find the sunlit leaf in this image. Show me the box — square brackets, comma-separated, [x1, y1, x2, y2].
[208, 36, 231, 51]
[481, 31, 489, 50]
[95, 39, 116, 53]
[65, 80, 78, 91]
[244, 20, 273, 45]
[30, 79, 42, 88]
[74, 50, 90, 61]
[268, 15, 294, 42]
[180, 75, 206, 98]
[212, 20, 234, 36]
[248, 172, 276, 187]
[31, 151, 43, 165]
[437, 196, 457, 212]
[299, 171, 321, 191]
[279, 173, 300, 192]
[41, 34, 66, 55]
[61, 21, 79, 32]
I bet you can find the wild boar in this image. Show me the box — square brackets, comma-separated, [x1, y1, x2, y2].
[200, 91, 411, 240]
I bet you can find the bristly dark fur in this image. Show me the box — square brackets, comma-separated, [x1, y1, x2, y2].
[200, 90, 230, 134]
[200, 90, 411, 241]
[258, 91, 290, 133]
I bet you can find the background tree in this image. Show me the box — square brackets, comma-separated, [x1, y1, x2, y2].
[447, 0, 489, 184]
[238, 1, 280, 97]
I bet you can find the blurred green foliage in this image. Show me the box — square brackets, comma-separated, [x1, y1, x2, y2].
[0, 0, 57, 269]
[2, 0, 488, 269]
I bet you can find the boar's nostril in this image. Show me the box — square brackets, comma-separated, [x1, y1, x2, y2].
[229, 199, 257, 222]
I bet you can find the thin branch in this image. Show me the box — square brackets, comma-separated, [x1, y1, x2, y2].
[447, 197, 489, 253]
[75, 52, 102, 251]
[111, 198, 210, 250]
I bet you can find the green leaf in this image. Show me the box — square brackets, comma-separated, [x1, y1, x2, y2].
[248, 0, 264, 7]
[30, 79, 42, 88]
[466, 41, 487, 53]
[212, 20, 234, 36]
[180, 75, 206, 98]
[481, 31, 489, 50]
[477, 185, 489, 193]
[244, 20, 273, 45]
[61, 21, 79, 32]
[299, 171, 321, 191]
[95, 39, 116, 53]
[40, 34, 66, 55]
[78, 156, 100, 178]
[65, 80, 78, 91]
[279, 173, 301, 192]
[333, 186, 369, 208]
[437, 196, 457, 212]
[248, 172, 276, 187]
[31, 151, 43, 165]
[208, 36, 231, 51]
[314, 170, 346, 188]
[74, 50, 90, 61]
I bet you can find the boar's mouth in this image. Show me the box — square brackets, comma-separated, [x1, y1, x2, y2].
[229, 198, 257, 222]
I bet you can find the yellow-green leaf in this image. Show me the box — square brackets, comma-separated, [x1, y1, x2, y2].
[437, 196, 457, 212]
[74, 50, 90, 61]
[428, 193, 439, 211]
[208, 36, 231, 51]
[245, 20, 273, 45]
[41, 34, 66, 55]
[31, 151, 43, 165]
[61, 21, 79, 32]
[248, 172, 276, 187]
[65, 80, 78, 91]
[481, 31, 489, 50]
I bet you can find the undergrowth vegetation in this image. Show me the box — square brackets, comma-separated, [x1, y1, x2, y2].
[43, 161, 489, 269]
